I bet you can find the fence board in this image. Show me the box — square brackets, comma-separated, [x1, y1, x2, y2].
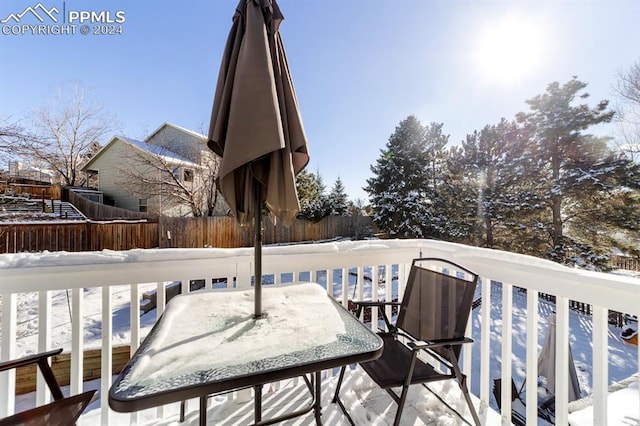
[612, 255, 639, 271]
[158, 216, 370, 249]
[0, 223, 160, 253]
[0, 216, 372, 253]
[67, 190, 155, 221]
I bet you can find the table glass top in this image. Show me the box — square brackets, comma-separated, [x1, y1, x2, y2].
[111, 283, 382, 401]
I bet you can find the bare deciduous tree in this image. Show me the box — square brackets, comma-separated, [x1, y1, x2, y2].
[0, 117, 27, 164]
[16, 82, 115, 186]
[613, 60, 640, 161]
[115, 140, 221, 217]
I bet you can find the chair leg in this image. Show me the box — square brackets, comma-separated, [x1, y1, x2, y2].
[448, 349, 481, 426]
[332, 366, 356, 426]
[459, 375, 481, 426]
[390, 348, 420, 426]
[393, 385, 410, 426]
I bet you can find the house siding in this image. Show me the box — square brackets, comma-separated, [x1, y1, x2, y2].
[84, 138, 159, 212]
[148, 125, 207, 164]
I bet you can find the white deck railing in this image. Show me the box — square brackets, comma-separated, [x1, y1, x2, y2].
[0, 239, 639, 425]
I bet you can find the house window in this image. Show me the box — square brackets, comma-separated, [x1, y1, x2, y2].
[183, 169, 194, 182]
[139, 198, 148, 212]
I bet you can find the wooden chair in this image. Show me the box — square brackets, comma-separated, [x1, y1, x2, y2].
[0, 349, 96, 426]
[333, 258, 481, 426]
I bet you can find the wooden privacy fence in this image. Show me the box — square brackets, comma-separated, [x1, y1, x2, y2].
[0, 216, 373, 253]
[612, 255, 640, 271]
[0, 181, 60, 199]
[0, 222, 160, 253]
[159, 215, 372, 248]
[67, 189, 155, 220]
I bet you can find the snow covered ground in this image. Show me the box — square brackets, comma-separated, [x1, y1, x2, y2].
[7, 263, 640, 424]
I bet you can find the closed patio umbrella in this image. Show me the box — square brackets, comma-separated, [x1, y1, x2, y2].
[537, 313, 581, 402]
[208, 0, 309, 318]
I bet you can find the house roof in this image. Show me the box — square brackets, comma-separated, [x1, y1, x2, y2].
[82, 123, 204, 171]
[126, 138, 197, 165]
[146, 122, 207, 142]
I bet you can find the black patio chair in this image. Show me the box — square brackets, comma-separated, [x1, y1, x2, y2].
[333, 257, 481, 426]
[0, 348, 96, 426]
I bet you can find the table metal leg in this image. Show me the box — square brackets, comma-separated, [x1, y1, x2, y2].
[314, 371, 322, 425]
[254, 384, 263, 423]
[199, 396, 207, 426]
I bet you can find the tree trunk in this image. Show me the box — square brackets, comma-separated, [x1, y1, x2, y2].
[551, 137, 563, 246]
[484, 214, 494, 247]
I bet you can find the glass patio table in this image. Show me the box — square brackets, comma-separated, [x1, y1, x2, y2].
[109, 283, 383, 425]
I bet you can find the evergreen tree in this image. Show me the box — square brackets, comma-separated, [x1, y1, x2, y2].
[365, 116, 431, 238]
[440, 144, 477, 243]
[327, 177, 349, 216]
[447, 119, 527, 247]
[296, 169, 329, 221]
[561, 147, 640, 264]
[421, 122, 451, 239]
[516, 77, 628, 267]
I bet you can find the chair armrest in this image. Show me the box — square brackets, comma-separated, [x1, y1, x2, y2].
[0, 348, 63, 372]
[351, 300, 401, 334]
[408, 337, 474, 350]
[0, 348, 64, 401]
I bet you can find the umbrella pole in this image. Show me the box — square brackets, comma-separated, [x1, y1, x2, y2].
[254, 182, 263, 318]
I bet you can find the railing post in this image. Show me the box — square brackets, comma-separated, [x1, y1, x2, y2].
[154, 282, 166, 420]
[101, 286, 113, 425]
[71, 287, 84, 396]
[397, 263, 407, 299]
[0, 293, 17, 417]
[555, 296, 570, 426]
[156, 282, 166, 316]
[129, 283, 141, 425]
[592, 306, 608, 425]
[342, 268, 349, 307]
[500, 283, 513, 426]
[36, 290, 52, 406]
[327, 269, 334, 297]
[356, 266, 364, 321]
[525, 289, 539, 425]
[237, 260, 252, 290]
[371, 265, 379, 330]
[479, 277, 491, 409]
[384, 264, 392, 320]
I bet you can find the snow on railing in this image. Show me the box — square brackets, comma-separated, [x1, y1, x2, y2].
[0, 239, 638, 425]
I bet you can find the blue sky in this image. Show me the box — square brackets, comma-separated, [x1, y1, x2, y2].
[1, 0, 639, 201]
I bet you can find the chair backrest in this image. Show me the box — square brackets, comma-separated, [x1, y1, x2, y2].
[396, 258, 478, 360]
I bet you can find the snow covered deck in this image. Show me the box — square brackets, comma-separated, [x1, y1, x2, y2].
[82, 368, 500, 425]
[1, 239, 639, 425]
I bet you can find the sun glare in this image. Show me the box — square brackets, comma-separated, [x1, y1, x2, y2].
[474, 15, 546, 86]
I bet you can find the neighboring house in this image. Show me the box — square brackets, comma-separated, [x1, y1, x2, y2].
[82, 123, 223, 217]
